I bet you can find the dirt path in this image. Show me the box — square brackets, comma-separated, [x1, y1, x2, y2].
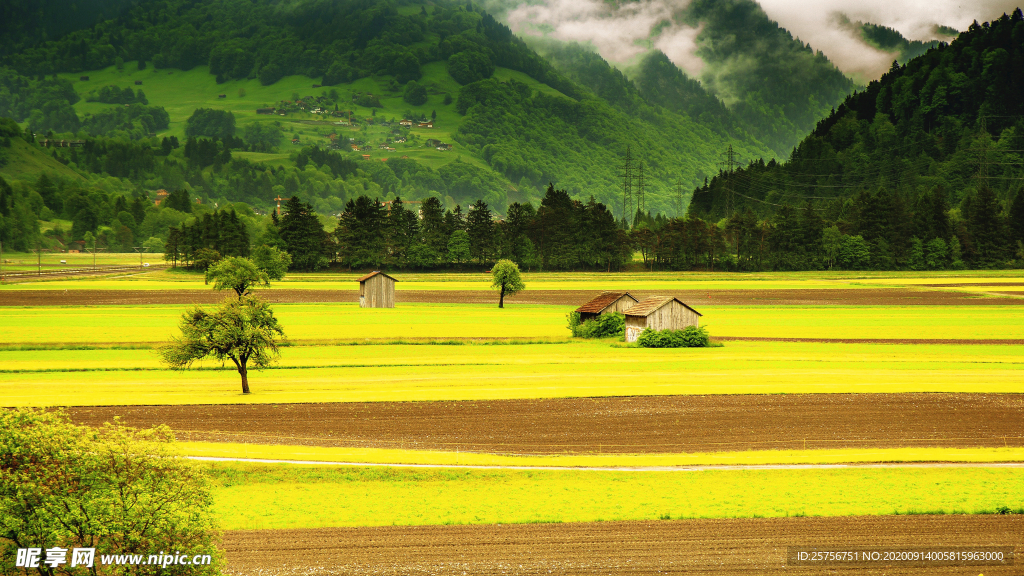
[222, 515, 1023, 575]
[4, 287, 1024, 306]
[68, 393, 1024, 454]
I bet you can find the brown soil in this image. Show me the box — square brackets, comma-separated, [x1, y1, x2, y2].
[3, 287, 1024, 306]
[222, 515, 1024, 575]
[67, 393, 1024, 454]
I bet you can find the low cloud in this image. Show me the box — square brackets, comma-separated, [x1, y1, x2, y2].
[489, 0, 1021, 83]
[503, 0, 706, 75]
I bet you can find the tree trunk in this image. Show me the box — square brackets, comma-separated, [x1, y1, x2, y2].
[499, 285, 505, 308]
[238, 363, 250, 394]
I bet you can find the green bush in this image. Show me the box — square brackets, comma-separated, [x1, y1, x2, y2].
[567, 311, 625, 338]
[637, 325, 710, 348]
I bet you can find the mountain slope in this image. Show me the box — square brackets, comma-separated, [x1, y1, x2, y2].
[1, 0, 774, 219]
[687, 9, 1024, 266]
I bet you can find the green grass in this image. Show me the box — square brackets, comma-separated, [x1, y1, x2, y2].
[2, 339, 1022, 406]
[1, 251, 159, 271]
[204, 463, 1024, 529]
[0, 138, 85, 182]
[180, 442, 1024, 467]
[2, 302, 1023, 344]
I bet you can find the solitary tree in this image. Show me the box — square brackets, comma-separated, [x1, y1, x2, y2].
[205, 256, 270, 297]
[0, 409, 221, 576]
[251, 244, 292, 280]
[161, 295, 284, 394]
[491, 259, 525, 308]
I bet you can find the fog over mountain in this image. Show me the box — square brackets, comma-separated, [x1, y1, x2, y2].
[485, 0, 1020, 81]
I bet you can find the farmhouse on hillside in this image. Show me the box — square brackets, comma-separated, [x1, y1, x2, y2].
[575, 291, 639, 323]
[624, 297, 702, 343]
[358, 271, 397, 308]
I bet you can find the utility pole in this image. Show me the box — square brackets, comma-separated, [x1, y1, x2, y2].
[620, 146, 633, 228]
[133, 246, 147, 268]
[636, 159, 646, 225]
[0, 240, 4, 282]
[274, 195, 284, 217]
[719, 144, 739, 216]
[35, 244, 42, 275]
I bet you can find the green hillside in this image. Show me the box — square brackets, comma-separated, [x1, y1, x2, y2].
[0, 0, 776, 218]
[686, 10, 1024, 269]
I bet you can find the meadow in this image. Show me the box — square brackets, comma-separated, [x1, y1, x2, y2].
[181, 442, 1024, 467]
[2, 302, 1023, 344]
[2, 339, 1022, 406]
[205, 462, 1024, 530]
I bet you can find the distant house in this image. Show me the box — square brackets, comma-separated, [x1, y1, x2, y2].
[155, 189, 169, 198]
[361, 154, 371, 160]
[425, 138, 442, 147]
[401, 155, 409, 159]
[436, 143, 453, 151]
[575, 292, 639, 323]
[217, 94, 226, 99]
[256, 108, 275, 115]
[134, 80, 143, 85]
[623, 297, 702, 343]
[358, 271, 397, 308]
[291, 138, 301, 144]
[395, 137, 406, 143]
[399, 119, 413, 127]
[40, 139, 85, 148]
[378, 143, 389, 150]
[417, 121, 433, 128]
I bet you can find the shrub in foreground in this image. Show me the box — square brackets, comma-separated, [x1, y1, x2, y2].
[637, 325, 710, 348]
[567, 311, 625, 338]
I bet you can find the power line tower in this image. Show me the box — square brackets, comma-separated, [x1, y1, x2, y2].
[718, 144, 739, 216]
[620, 145, 634, 228]
[636, 159, 646, 225]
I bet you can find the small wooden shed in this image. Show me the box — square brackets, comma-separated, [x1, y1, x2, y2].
[575, 291, 639, 323]
[624, 297, 702, 342]
[357, 271, 397, 308]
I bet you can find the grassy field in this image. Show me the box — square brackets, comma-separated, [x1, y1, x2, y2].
[205, 463, 1024, 530]
[4, 268, 1023, 291]
[2, 302, 1023, 344]
[2, 339, 1022, 406]
[181, 442, 1024, 467]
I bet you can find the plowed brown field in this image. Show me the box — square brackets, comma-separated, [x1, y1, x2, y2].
[68, 393, 1024, 453]
[4, 287, 1023, 306]
[222, 515, 1023, 575]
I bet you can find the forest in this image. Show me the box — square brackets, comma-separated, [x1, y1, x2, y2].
[0, 0, 1023, 271]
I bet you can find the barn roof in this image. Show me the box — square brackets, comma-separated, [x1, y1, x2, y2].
[575, 291, 639, 314]
[624, 296, 702, 318]
[356, 270, 398, 283]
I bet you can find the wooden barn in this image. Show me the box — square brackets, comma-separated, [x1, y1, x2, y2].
[357, 271, 397, 308]
[624, 297, 702, 342]
[575, 291, 639, 323]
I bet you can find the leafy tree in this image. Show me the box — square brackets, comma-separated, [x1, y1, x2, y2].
[164, 188, 193, 213]
[490, 258, 524, 308]
[403, 81, 427, 106]
[185, 108, 236, 139]
[447, 50, 494, 85]
[205, 256, 270, 297]
[251, 244, 292, 280]
[192, 247, 222, 271]
[161, 294, 284, 394]
[447, 229, 471, 268]
[243, 122, 282, 152]
[0, 408, 221, 576]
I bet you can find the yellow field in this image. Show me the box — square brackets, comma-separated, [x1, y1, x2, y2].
[181, 442, 1024, 467]
[206, 463, 1024, 530]
[2, 340, 1021, 406]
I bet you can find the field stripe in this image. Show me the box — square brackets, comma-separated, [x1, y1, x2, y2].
[188, 455, 1024, 471]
